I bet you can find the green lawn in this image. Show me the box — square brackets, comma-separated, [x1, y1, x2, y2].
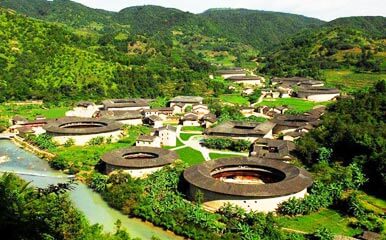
[180, 133, 200, 141]
[50, 126, 151, 172]
[0, 103, 70, 127]
[175, 147, 205, 165]
[163, 138, 184, 149]
[323, 69, 386, 92]
[277, 209, 361, 236]
[258, 98, 329, 113]
[219, 94, 249, 106]
[181, 126, 204, 132]
[209, 153, 243, 160]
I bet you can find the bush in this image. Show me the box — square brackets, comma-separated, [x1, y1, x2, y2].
[49, 156, 69, 170]
[311, 228, 334, 240]
[87, 136, 105, 146]
[25, 133, 56, 150]
[64, 138, 75, 147]
[202, 138, 251, 152]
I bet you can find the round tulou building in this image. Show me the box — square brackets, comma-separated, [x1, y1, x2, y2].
[101, 146, 179, 178]
[183, 157, 312, 213]
[43, 117, 123, 146]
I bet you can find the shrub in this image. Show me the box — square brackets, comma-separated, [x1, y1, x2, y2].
[25, 133, 56, 150]
[311, 228, 334, 240]
[64, 138, 75, 147]
[87, 136, 105, 146]
[202, 138, 251, 152]
[49, 156, 69, 170]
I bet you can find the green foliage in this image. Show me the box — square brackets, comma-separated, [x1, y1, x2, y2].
[88, 136, 105, 146]
[311, 228, 334, 240]
[0, 173, 133, 239]
[296, 81, 386, 192]
[92, 164, 285, 239]
[25, 133, 56, 150]
[346, 192, 384, 232]
[260, 27, 385, 79]
[278, 163, 367, 216]
[64, 138, 75, 147]
[202, 137, 251, 152]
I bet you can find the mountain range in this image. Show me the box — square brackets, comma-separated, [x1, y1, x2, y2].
[0, 0, 385, 101]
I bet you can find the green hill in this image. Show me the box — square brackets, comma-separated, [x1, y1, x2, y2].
[0, 0, 324, 50]
[259, 25, 386, 90]
[0, 7, 213, 102]
[327, 16, 386, 38]
[200, 8, 323, 49]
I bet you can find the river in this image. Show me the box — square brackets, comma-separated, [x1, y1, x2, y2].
[0, 139, 181, 240]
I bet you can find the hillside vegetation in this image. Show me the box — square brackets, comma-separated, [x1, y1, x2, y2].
[0, 7, 216, 102]
[260, 26, 386, 89]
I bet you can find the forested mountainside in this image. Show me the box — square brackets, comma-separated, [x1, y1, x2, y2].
[0, 0, 323, 49]
[0, 7, 214, 102]
[260, 26, 386, 79]
[200, 9, 323, 49]
[327, 16, 386, 38]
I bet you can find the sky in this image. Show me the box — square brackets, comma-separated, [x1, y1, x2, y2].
[71, 0, 386, 21]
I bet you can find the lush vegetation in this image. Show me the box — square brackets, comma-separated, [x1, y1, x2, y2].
[296, 81, 386, 193]
[88, 164, 284, 239]
[202, 137, 251, 152]
[209, 153, 244, 160]
[175, 147, 205, 165]
[260, 26, 385, 82]
[0, 173, 134, 240]
[258, 98, 329, 113]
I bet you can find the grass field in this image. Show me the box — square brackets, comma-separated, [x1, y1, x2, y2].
[258, 98, 329, 113]
[0, 104, 70, 128]
[175, 147, 205, 165]
[209, 153, 243, 160]
[219, 94, 249, 106]
[277, 209, 361, 236]
[50, 126, 151, 172]
[163, 138, 184, 149]
[180, 133, 200, 141]
[323, 69, 386, 92]
[181, 126, 204, 132]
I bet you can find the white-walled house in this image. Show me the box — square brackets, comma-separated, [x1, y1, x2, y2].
[192, 104, 210, 118]
[227, 76, 264, 87]
[146, 115, 163, 128]
[156, 125, 177, 147]
[180, 113, 200, 126]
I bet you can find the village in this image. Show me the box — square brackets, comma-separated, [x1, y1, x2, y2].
[2, 68, 343, 214]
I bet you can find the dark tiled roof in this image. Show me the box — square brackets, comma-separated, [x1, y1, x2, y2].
[184, 157, 313, 197]
[98, 110, 142, 120]
[158, 125, 177, 132]
[182, 113, 199, 121]
[227, 76, 263, 81]
[169, 96, 204, 103]
[137, 135, 157, 142]
[273, 115, 319, 128]
[101, 146, 178, 168]
[216, 69, 246, 75]
[143, 107, 173, 113]
[147, 115, 163, 122]
[76, 101, 95, 107]
[297, 87, 340, 95]
[201, 113, 217, 123]
[205, 121, 276, 137]
[103, 99, 150, 109]
[44, 117, 122, 135]
[251, 139, 296, 160]
[12, 115, 27, 121]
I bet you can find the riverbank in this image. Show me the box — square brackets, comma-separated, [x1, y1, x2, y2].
[0, 139, 182, 240]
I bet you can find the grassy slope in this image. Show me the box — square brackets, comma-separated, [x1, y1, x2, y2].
[219, 94, 249, 106]
[323, 69, 386, 92]
[278, 209, 361, 236]
[175, 147, 205, 165]
[0, 104, 69, 127]
[258, 98, 330, 113]
[180, 133, 200, 141]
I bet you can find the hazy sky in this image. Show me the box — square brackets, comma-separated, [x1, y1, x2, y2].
[71, 0, 386, 21]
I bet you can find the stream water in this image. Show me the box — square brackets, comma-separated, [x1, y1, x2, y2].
[0, 139, 181, 240]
